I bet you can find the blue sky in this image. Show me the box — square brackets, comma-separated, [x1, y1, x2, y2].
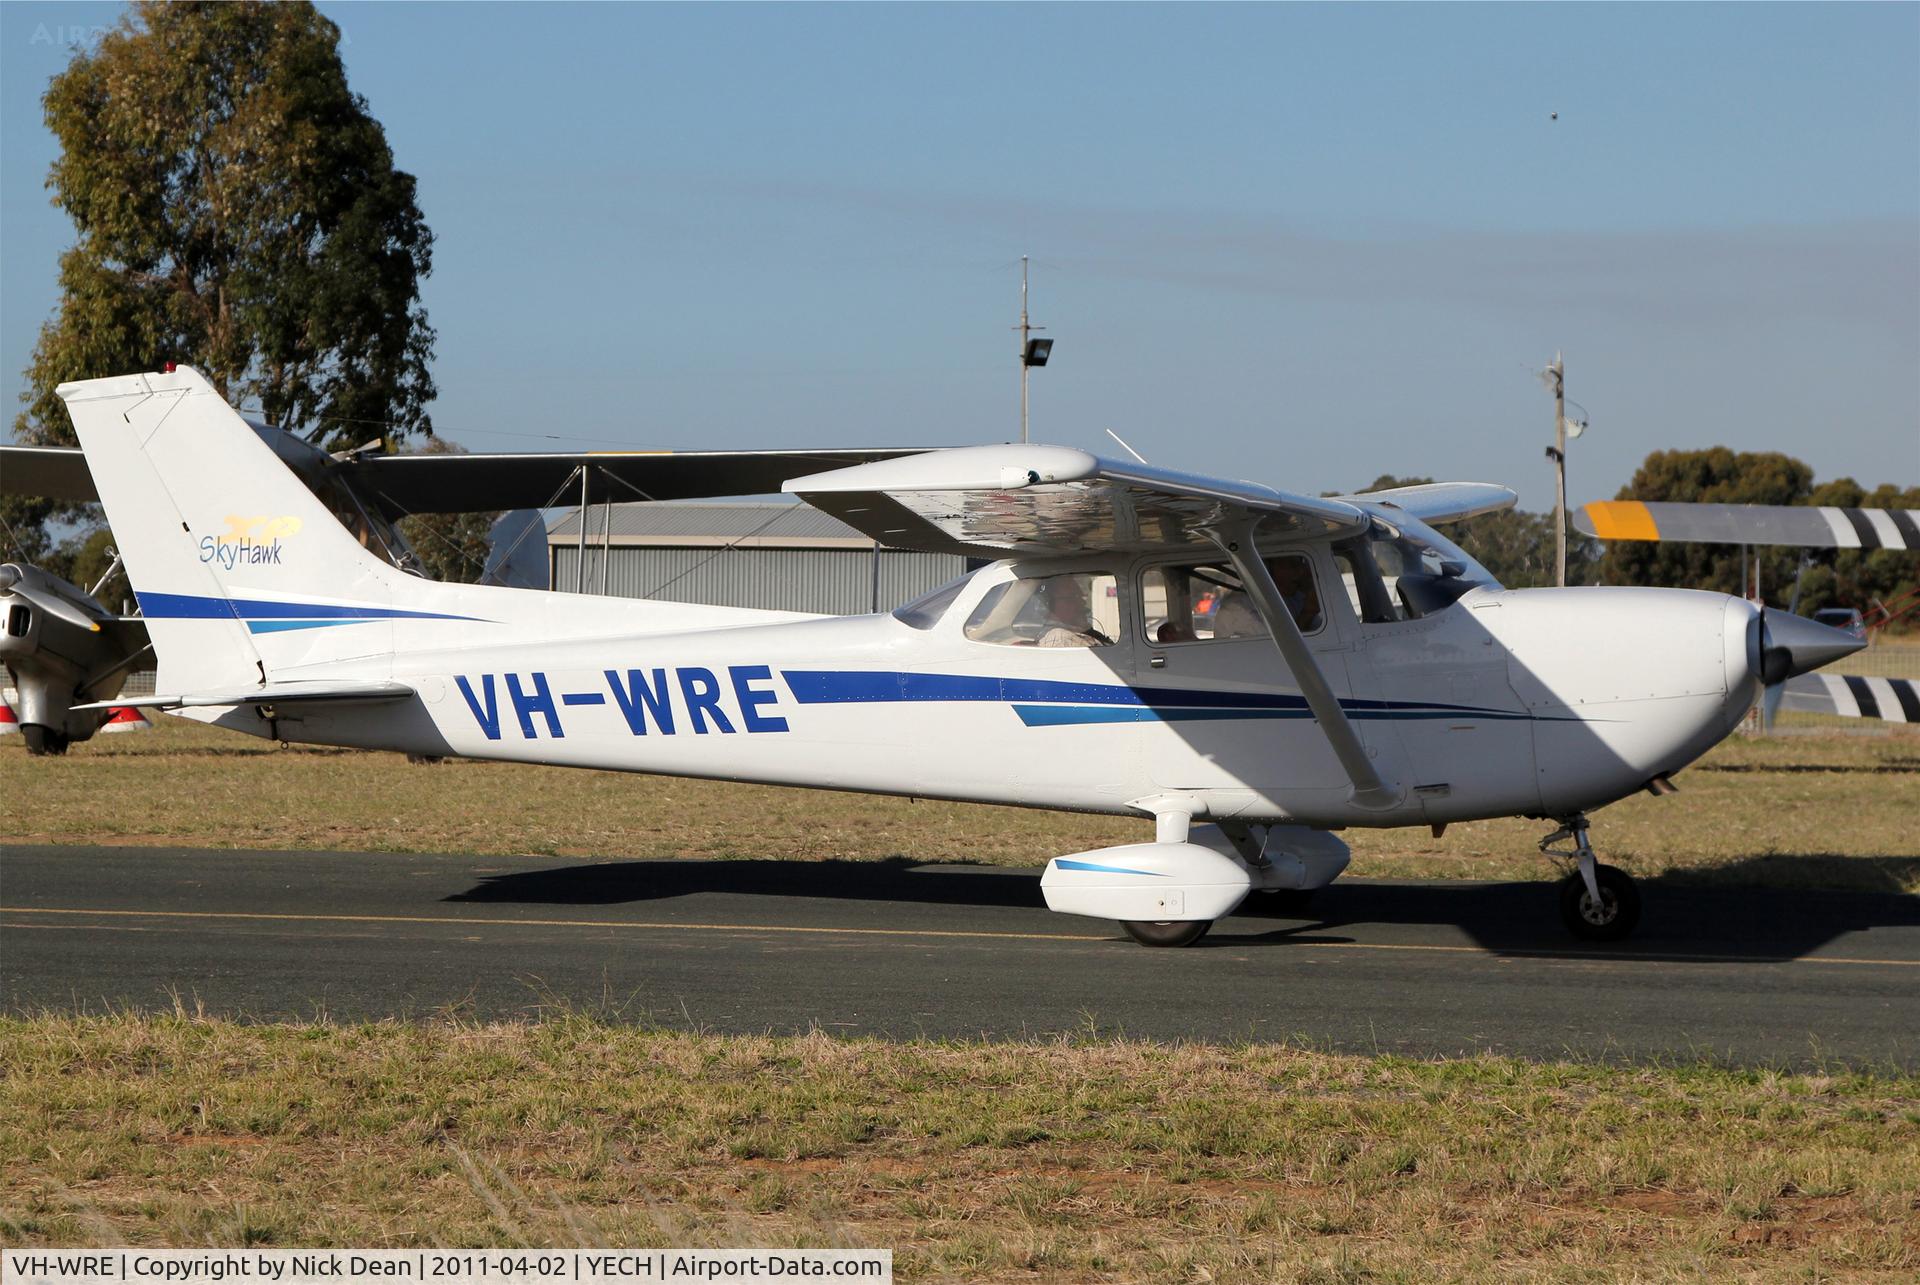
[3, 2, 1916, 510]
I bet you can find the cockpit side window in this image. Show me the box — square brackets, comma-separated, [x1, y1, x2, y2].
[963, 572, 1119, 648]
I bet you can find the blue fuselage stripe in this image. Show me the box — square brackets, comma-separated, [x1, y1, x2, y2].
[783, 669, 1528, 723]
[247, 619, 355, 634]
[137, 590, 482, 624]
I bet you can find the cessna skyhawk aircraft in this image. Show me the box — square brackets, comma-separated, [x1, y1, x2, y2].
[55, 367, 1867, 946]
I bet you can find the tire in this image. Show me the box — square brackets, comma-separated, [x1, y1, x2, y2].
[22, 724, 69, 756]
[1121, 919, 1213, 948]
[1559, 864, 1641, 942]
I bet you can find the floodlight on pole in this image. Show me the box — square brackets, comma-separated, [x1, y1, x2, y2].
[1015, 256, 1049, 443]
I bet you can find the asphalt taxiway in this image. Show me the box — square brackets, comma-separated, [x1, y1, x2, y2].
[4, 844, 1916, 1067]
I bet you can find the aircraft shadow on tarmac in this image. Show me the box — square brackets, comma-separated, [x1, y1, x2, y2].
[446, 853, 1918, 964]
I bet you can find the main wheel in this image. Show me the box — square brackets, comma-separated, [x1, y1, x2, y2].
[1121, 919, 1212, 948]
[1559, 864, 1641, 942]
[22, 725, 69, 756]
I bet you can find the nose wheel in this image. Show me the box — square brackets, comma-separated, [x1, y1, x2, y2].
[1540, 818, 1641, 942]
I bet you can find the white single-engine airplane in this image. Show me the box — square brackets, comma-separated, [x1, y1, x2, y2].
[59, 368, 1867, 946]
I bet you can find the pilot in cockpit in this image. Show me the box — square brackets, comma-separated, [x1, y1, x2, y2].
[1271, 556, 1323, 632]
[1036, 576, 1112, 649]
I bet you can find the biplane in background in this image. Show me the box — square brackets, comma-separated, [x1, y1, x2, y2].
[1575, 500, 1919, 727]
[37, 367, 1869, 947]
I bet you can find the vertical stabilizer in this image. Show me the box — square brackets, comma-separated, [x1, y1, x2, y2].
[58, 368, 404, 694]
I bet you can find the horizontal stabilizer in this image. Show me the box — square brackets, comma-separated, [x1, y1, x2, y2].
[74, 680, 415, 712]
[1577, 500, 1918, 549]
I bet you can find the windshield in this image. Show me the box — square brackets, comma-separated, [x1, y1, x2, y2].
[1400, 521, 1498, 589]
[1337, 518, 1498, 623]
[891, 572, 975, 629]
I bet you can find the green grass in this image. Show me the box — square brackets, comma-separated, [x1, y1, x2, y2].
[6, 717, 1916, 894]
[3, 1013, 1917, 1279]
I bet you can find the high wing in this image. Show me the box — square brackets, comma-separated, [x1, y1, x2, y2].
[1576, 500, 1918, 549]
[1778, 673, 1919, 724]
[788, 444, 1399, 807]
[784, 444, 1370, 557]
[3, 443, 929, 518]
[1339, 482, 1517, 526]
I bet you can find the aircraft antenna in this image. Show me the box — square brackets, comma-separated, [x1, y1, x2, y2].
[1104, 428, 1150, 464]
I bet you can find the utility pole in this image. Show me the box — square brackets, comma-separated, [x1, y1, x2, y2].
[1018, 257, 1033, 443]
[1546, 353, 1568, 587]
[1015, 256, 1049, 444]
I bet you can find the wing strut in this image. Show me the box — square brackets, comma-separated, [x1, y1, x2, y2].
[1205, 518, 1402, 811]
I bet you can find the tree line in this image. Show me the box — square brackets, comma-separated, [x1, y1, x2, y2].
[1356, 458, 1916, 625]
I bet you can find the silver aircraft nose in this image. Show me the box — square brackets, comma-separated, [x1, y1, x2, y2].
[1751, 607, 1868, 685]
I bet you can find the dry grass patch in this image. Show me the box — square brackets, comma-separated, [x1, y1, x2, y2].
[2, 1013, 1917, 1280]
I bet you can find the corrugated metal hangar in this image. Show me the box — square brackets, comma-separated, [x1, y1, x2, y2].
[547, 501, 970, 615]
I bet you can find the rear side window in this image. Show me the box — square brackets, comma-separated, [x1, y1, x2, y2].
[1141, 554, 1322, 644]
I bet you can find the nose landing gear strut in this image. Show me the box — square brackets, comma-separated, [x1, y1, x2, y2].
[1540, 816, 1642, 942]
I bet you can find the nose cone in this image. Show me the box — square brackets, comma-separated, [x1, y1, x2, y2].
[1755, 608, 1868, 684]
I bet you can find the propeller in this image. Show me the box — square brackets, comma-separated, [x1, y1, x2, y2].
[1750, 604, 1866, 728]
[0, 563, 106, 633]
[1761, 666, 1786, 732]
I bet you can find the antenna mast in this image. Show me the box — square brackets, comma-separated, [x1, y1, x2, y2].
[1019, 257, 1031, 444]
[1013, 256, 1053, 443]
